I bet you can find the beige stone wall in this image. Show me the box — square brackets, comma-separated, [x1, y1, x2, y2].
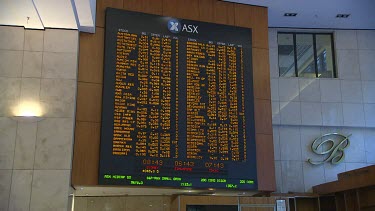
[0, 26, 78, 211]
[269, 29, 375, 193]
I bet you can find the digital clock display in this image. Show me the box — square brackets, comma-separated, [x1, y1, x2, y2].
[99, 8, 257, 190]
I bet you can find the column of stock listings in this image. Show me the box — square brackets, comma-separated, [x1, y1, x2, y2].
[99, 8, 257, 190]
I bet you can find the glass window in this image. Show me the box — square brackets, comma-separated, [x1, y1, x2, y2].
[278, 33, 296, 77]
[277, 32, 336, 78]
[316, 34, 335, 78]
[296, 34, 315, 78]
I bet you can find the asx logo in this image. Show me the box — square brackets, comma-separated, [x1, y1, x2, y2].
[168, 19, 198, 34]
[168, 19, 181, 33]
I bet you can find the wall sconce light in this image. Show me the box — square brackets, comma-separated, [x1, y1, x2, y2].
[12, 101, 44, 122]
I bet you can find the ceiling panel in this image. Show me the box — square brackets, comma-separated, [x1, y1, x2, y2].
[0, 0, 43, 29]
[225, 0, 375, 29]
[0, 0, 95, 32]
[33, 0, 77, 29]
[74, 0, 94, 27]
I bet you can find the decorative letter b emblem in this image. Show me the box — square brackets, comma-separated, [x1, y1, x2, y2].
[308, 133, 351, 165]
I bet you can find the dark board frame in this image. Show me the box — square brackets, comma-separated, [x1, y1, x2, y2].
[98, 8, 257, 190]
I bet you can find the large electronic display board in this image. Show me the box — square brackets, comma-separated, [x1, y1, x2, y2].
[99, 8, 257, 190]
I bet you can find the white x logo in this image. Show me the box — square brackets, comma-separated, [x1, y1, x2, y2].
[170, 22, 179, 32]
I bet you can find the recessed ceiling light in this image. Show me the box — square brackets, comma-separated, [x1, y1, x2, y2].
[284, 13, 297, 17]
[336, 14, 350, 18]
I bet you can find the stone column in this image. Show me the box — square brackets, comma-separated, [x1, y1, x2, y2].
[0, 26, 78, 211]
